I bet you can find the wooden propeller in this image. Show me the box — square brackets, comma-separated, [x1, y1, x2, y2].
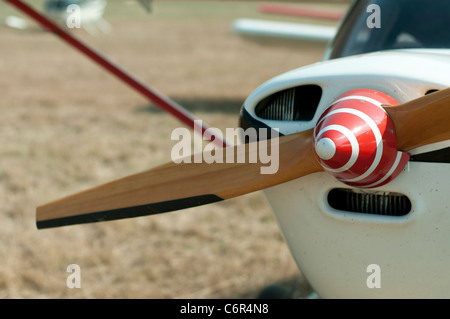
[383, 88, 450, 151]
[36, 88, 450, 229]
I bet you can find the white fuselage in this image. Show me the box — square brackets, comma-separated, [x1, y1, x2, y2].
[242, 49, 450, 298]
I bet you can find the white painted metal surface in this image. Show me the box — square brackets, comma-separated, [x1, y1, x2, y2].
[232, 18, 337, 43]
[241, 49, 450, 298]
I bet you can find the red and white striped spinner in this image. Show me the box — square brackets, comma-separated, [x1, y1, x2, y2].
[313, 89, 410, 188]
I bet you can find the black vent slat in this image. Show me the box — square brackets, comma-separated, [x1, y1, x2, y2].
[258, 88, 295, 120]
[328, 188, 411, 216]
[255, 85, 322, 122]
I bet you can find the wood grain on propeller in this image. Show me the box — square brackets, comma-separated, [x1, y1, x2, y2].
[36, 129, 321, 228]
[383, 87, 450, 151]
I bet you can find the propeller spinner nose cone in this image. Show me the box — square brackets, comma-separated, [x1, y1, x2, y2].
[313, 89, 410, 188]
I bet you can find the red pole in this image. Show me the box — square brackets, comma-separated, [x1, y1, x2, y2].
[4, 0, 229, 147]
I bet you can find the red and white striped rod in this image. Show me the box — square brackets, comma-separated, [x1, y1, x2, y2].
[4, 0, 229, 148]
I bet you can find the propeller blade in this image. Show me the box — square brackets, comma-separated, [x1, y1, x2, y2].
[384, 87, 450, 151]
[36, 87, 450, 229]
[36, 129, 321, 229]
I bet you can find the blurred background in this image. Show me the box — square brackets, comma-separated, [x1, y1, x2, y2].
[0, 0, 349, 298]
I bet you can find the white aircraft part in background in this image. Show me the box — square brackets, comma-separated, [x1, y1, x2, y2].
[1, 15, 28, 29]
[232, 18, 337, 43]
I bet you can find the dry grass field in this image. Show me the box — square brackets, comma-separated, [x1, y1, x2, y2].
[0, 0, 347, 298]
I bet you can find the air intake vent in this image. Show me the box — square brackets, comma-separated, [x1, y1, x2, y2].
[255, 84, 322, 121]
[327, 188, 411, 216]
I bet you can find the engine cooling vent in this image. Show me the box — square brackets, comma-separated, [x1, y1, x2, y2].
[255, 84, 322, 121]
[327, 188, 411, 216]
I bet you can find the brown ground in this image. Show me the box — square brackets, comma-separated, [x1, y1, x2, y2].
[0, 0, 346, 298]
